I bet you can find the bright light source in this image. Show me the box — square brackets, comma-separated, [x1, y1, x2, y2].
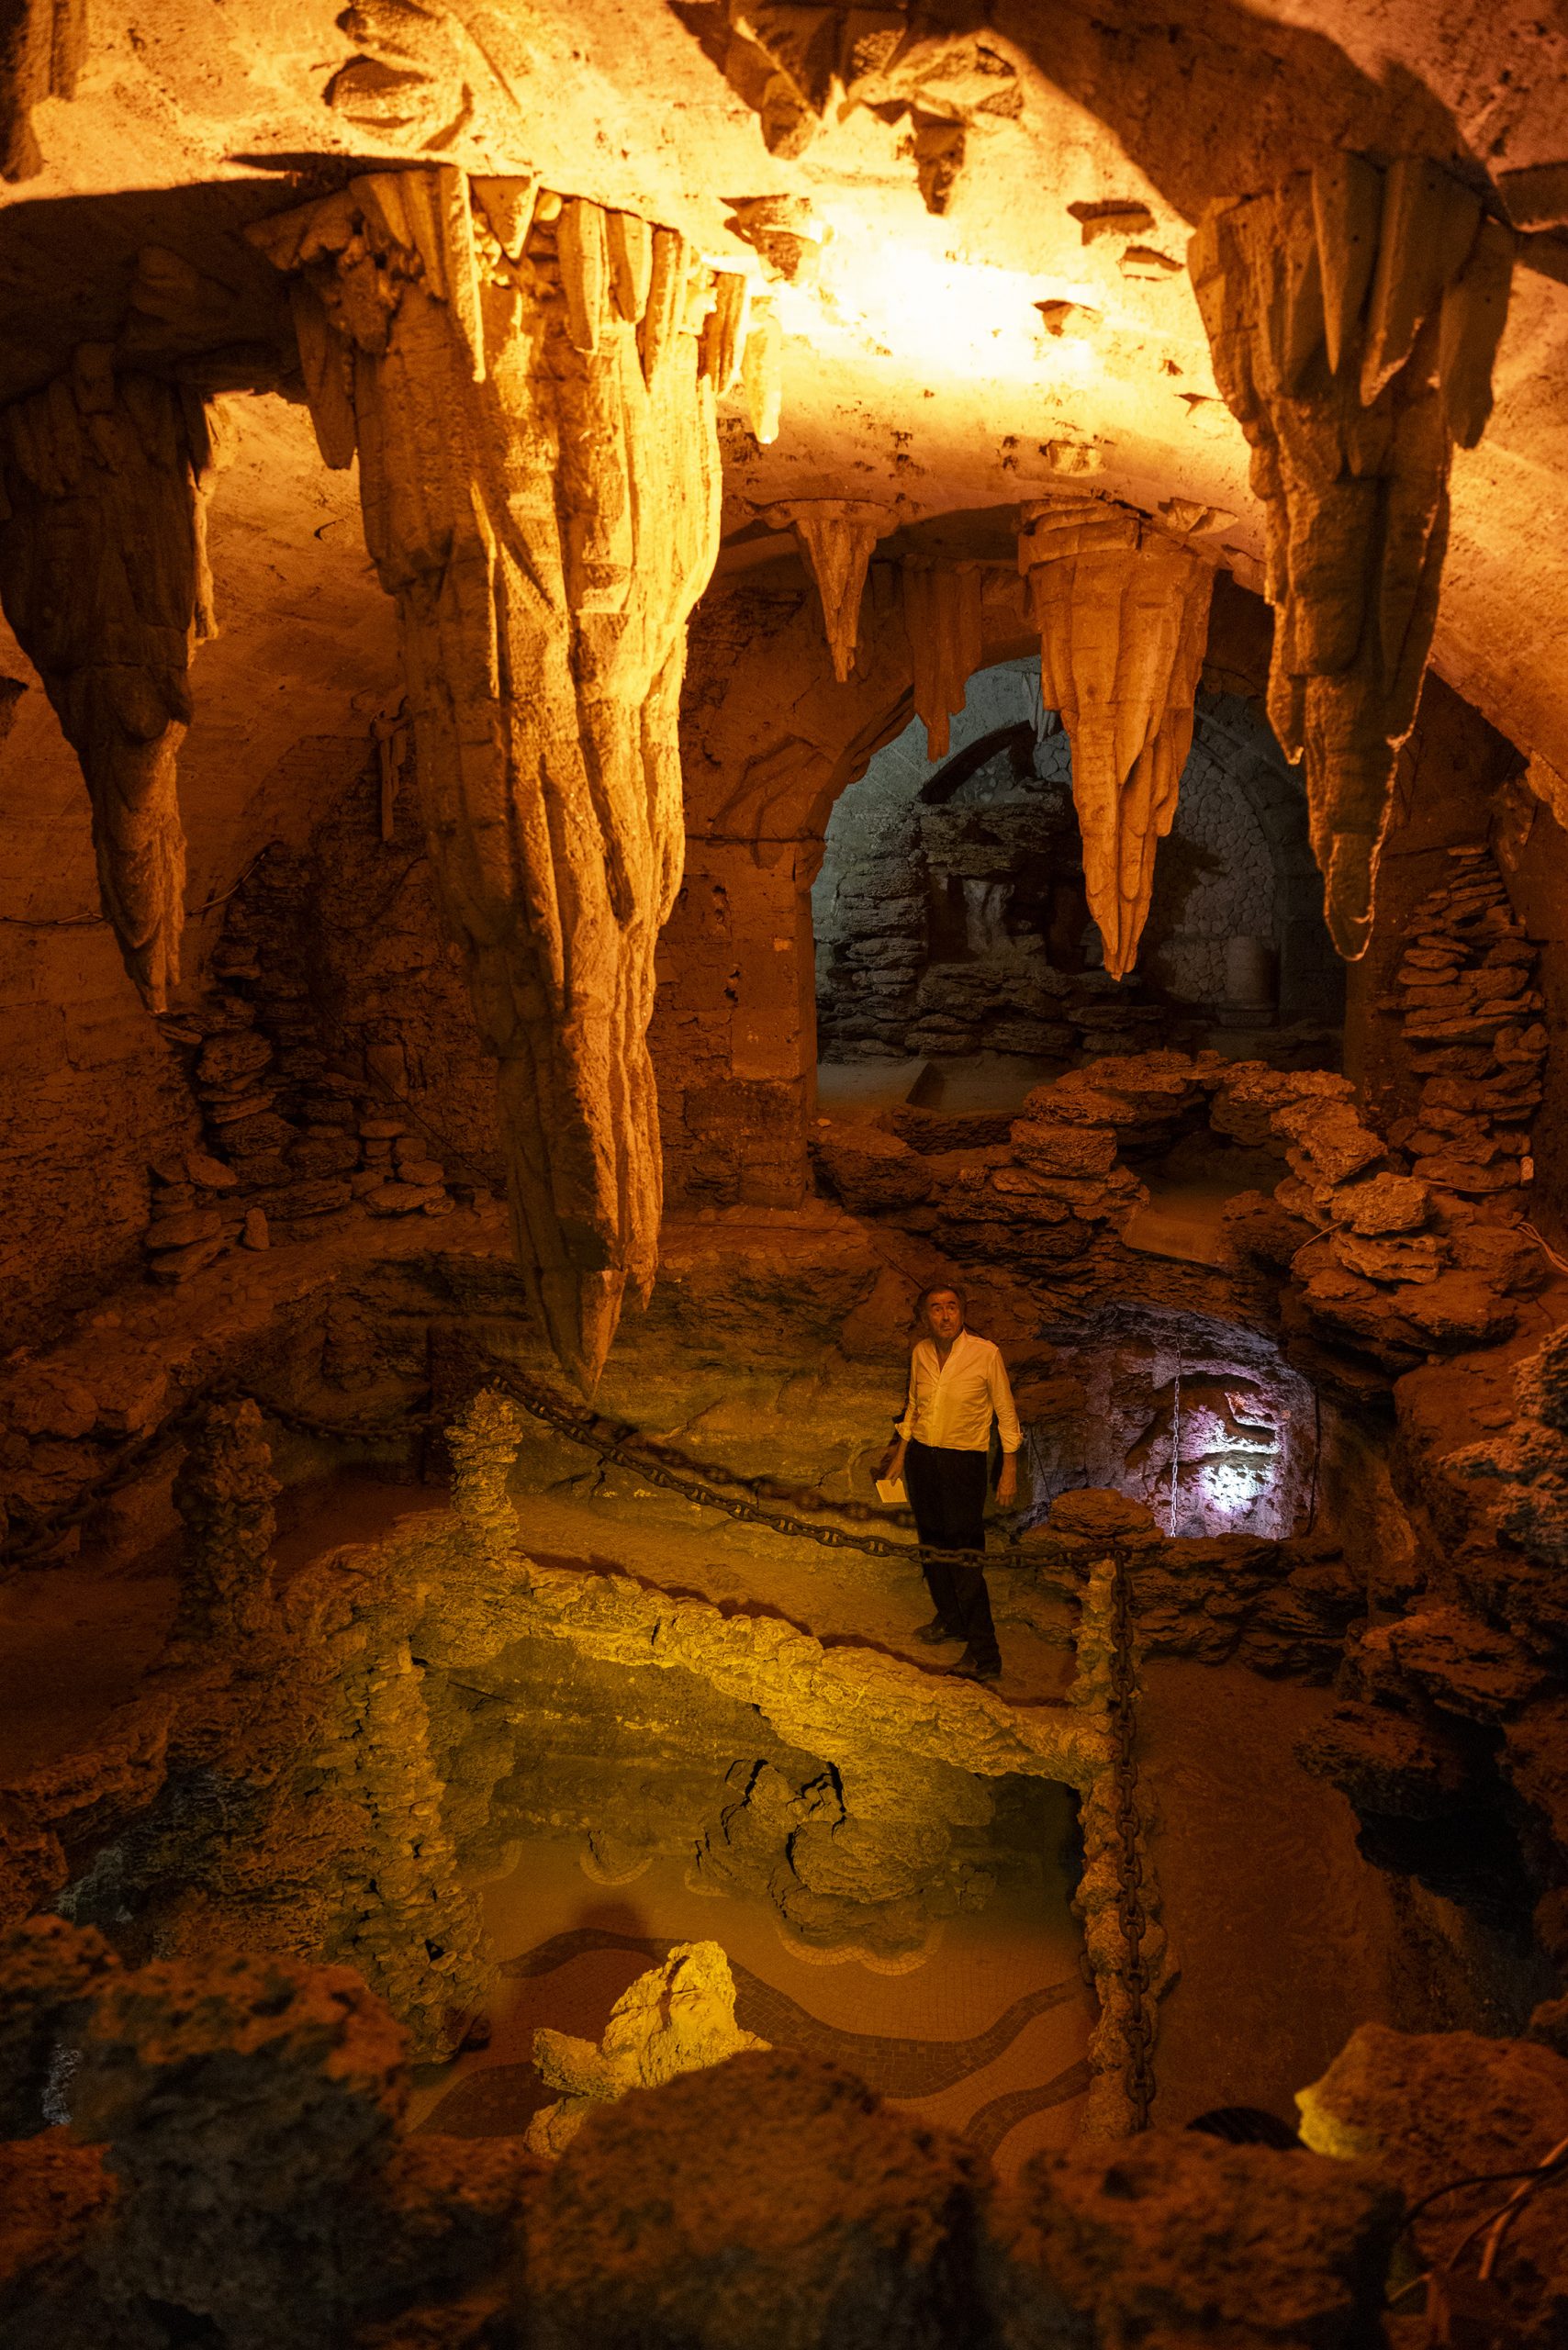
[1198, 1459, 1273, 1518]
[774, 226, 1100, 385]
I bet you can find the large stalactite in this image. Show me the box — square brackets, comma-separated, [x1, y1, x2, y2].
[1016, 498, 1212, 981]
[902, 561, 982, 760]
[766, 498, 896, 683]
[250, 169, 740, 1388]
[1188, 162, 1515, 958]
[0, 359, 223, 1011]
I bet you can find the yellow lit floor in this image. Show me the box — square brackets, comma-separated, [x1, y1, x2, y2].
[409, 1819, 1094, 2183]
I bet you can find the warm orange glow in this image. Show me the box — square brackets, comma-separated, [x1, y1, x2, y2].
[774, 223, 1102, 386]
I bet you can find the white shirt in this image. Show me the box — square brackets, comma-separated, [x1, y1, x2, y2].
[897, 1330, 1022, 1455]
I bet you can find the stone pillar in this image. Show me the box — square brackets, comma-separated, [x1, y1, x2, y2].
[447, 1387, 527, 1556]
[170, 1398, 278, 1642]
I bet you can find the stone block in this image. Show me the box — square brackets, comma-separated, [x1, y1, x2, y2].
[184, 1151, 238, 1191]
[142, 1208, 223, 1252]
[811, 1122, 933, 1212]
[1010, 1119, 1118, 1178]
[1, 1364, 98, 1439]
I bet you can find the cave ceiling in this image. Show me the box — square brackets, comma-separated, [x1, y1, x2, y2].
[2, 0, 1567, 778]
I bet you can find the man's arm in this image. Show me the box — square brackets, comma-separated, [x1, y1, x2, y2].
[990, 1348, 1023, 1505]
[878, 1353, 918, 1483]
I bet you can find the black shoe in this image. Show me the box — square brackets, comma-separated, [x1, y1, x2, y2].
[948, 1651, 1002, 1683]
[913, 1618, 960, 1644]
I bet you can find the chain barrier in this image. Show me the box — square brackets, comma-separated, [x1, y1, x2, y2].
[3, 1363, 1014, 1577]
[1106, 1539, 1156, 2129]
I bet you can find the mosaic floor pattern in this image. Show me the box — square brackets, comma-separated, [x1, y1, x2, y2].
[413, 1826, 1092, 2180]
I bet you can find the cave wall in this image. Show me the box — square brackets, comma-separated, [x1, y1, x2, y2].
[1343, 671, 1524, 1127]
[0, 398, 398, 1345]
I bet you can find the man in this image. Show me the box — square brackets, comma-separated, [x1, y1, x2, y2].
[878, 1283, 1020, 1684]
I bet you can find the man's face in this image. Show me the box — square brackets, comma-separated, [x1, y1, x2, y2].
[924, 1290, 964, 1342]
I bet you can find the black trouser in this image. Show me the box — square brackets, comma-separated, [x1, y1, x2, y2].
[904, 1438, 1000, 1669]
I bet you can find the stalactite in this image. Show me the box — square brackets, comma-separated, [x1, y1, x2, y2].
[1188, 162, 1515, 958]
[902, 562, 982, 759]
[249, 170, 727, 1390]
[766, 499, 896, 682]
[0, 0, 87, 180]
[0, 358, 225, 1010]
[1017, 499, 1213, 981]
[740, 299, 782, 443]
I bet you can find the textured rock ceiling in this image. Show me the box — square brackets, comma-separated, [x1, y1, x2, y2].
[4, 0, 1568, 777]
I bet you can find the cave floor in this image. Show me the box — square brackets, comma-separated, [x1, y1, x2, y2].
[1140, 1660, 1484, 2130]
[3, 1461, 1515, 2167]
[409, 1821, 1094, 2184]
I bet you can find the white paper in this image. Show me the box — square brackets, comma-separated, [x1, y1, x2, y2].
[876, 1477, 908, 1506]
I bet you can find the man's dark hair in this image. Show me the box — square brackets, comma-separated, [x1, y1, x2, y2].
[915, 1282, 967, 1319]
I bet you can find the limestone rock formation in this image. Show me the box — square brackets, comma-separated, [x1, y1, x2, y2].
[902, 561, 983, 758]
[1189, 165, 1516, 958]
[250, 171, 729, 1386]
[711, 6, 1022, 212]
[767, 500, 897, 683]
[0, 364, 226, 1009]
[1017, 499, 1213, 978]
[447, 1386, 528, 1556]
[526, 1940, 767, 2157]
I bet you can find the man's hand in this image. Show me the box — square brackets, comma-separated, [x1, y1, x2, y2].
[997, 1455, 1018, 1507]
[878, 1438, 908, 1487]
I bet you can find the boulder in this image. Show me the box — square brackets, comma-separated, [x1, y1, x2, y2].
[1329, 1230, 1444, 1284]
[1047, 1487, 1159, 1544]
[1010, 1119, 1118, 1178]
[527, 2051, 984, 2348]
[998, 2128, 1398, 2350]
[147, 1237, 225, 1285]
[1, 1365, 97, 1440]
[1275, 1100, 1384, 1186]
[811, 1122, 934, 1212]
[1297, 2023, 1568, 2348]
[1328, 1172, 1431, 1235]
[526, 1942, 767, 2160]
[196, 1030, 273, 1086]
[184, 1151, 238, 1191]
[1396, 1271, 1517, 1348]
[142, 1208, 223, 1253]
[1385, 1606, 1550, 1722]
[363, 1183, 439, 1217]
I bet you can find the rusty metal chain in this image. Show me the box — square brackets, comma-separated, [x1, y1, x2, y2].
[477, 1362, 1023, 1574]
[1106, 1540, 1156, 2129]
[3, 1364, 1020, 1576]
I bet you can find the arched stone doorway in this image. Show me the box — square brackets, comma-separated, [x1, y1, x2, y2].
[651, 555, 1335, 1210]
[812, 664, 1341, 1094]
